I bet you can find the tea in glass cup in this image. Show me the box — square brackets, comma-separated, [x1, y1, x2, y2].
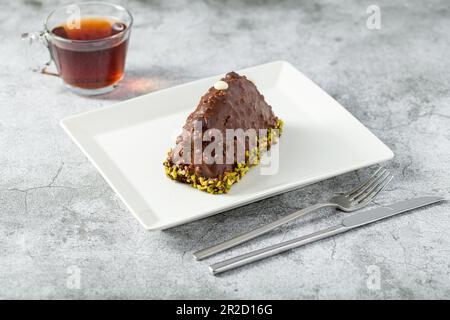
[22, 2, 133, 95]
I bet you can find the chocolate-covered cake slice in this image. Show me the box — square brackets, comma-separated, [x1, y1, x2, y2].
[164, 72, 283, 194]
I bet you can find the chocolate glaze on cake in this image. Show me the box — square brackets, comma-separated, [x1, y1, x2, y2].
[167, 72, 278, 178]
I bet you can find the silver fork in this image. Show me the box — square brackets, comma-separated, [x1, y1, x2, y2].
[193, 167, 393, 260]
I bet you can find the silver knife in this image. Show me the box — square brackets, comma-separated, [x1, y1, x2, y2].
[209, 196, 445, 275]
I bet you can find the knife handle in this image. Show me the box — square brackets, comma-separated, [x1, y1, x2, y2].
[210, 224, 347, 275]
[193, 203, 333, 261]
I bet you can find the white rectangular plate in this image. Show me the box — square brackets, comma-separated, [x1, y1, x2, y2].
[61, 61, 393, 230]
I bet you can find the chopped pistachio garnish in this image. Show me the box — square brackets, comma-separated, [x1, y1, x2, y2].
[163, 118, 284, 194]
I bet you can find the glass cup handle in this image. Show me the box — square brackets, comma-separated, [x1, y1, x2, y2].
[21, 31, 58, 76]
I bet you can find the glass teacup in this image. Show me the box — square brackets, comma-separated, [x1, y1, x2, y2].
[22, 2, 133, 95]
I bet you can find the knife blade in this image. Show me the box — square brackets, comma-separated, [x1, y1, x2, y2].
[210, 196, 445, 275]
[342, 196, 445, 228]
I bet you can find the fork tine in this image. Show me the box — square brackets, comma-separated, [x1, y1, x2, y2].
[348, 168, 388, 200]
[354, 173, 393, 205]
[352, 171, 391, 202]
[346, 167, 384, 197]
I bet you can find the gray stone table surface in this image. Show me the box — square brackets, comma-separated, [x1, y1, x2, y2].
[1, 0, 449, 299]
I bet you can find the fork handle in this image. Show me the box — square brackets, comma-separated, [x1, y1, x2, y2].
[193, 202, 334, 260]
[210, 224, 347, 275]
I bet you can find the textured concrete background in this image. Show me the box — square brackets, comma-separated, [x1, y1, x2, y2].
[1, 0, 449, 299]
